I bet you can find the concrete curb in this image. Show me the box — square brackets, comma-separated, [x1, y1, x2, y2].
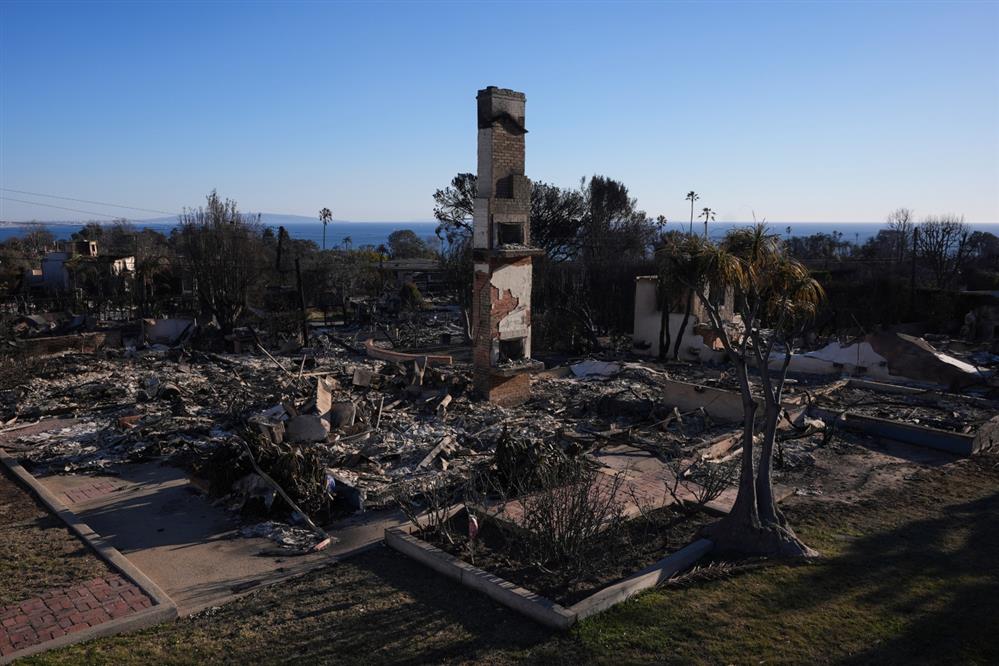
[385, 527, 712, 630]
[0, 452, 178, 663]
[567, 539, 713, 621]
[808, 405, 979, 455]
[385, 528, 575, 630]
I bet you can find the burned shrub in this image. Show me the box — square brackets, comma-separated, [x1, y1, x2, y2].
[0, 347, 46, 421]
[392, 474, 461, 546]
[399, 281, 425, 311]
[664, 457, 737, 509]
[475, 458, 628, 586]
[491, 427, 571, 493]
[519, 462, 626, 582]
[196, 433, 330, 518]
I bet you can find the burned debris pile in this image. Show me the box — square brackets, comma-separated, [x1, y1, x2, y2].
[0, 323, 768, 540]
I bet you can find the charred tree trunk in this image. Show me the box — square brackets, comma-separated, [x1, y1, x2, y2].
[702, 371, 818, 559]
[755, 400, 783, 526]
[657, 290, 671, 361]
[672, 290, 694, 360]
[728, 394, 760, 525]
[295, 258, 309, 345]
[276, 226, 286, 273]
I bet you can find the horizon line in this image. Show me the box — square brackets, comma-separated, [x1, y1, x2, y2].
[2, 218, 998, 227]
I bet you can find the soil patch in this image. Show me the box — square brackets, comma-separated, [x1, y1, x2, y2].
[427, 506, 713, 605]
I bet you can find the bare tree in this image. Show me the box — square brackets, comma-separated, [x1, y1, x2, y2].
[886, 208, 914, 264]
[469, 459, 628, 585]
[664, 457, 737, 508]
[432, 173, 476, 243]
[393, 475, 459, 546]
[176, 191, 265, 335]
[917, 215, 970, 289]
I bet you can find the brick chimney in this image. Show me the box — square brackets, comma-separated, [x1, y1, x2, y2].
[471, 87, 542, 407]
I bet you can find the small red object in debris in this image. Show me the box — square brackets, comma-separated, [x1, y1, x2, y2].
[468, 514, 479, 541]
[311, 537, 332, 552]
[117, 415, 141, 429]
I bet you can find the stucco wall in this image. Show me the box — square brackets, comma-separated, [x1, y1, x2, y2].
[632, 277, 725, 362]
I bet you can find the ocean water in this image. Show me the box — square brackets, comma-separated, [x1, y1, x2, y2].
[0, 219, 443, 248]
[2, 218, 998, 248]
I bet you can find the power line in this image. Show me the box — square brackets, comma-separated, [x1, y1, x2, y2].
[0, 196, 122, 219]
[0, 188, 174, 216]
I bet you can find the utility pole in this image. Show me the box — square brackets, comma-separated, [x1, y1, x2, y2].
[910, 227, 919, 317]
[295, 257, 309, 346]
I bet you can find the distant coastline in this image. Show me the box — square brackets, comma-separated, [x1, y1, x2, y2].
[0, 218, 442, 248]
[2, 217, 998, 249]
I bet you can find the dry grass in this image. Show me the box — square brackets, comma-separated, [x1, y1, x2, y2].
[0, 467, 111, 607]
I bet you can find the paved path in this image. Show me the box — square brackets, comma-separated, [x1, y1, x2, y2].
[38, 463, 405, 616]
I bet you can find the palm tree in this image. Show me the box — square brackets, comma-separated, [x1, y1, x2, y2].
[135, 254, 171, 317]
[685, 191, 699, 234]
[699, 207, 716, 239]
[319, 208, 332, 250]
[666, 225, 824, 558]
[654, 232, 682, 360]
[342, 236, 352, 250]
[668, 234, 706, 360]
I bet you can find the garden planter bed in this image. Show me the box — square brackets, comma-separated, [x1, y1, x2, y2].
[385, 505, 714, 629]
[808, 380, 999, 456]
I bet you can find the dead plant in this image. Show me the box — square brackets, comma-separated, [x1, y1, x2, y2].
[665, 457, 737, 509]
[471, 458, 628, 585]
[393, 475, 460, 546]
[662, 558, 771, 588]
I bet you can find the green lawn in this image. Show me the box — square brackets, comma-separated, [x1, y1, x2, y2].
[25, 453, 999, 665]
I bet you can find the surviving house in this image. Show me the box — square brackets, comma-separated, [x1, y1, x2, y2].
[381, 258, 445, 294]
[24, 240, 134, 296]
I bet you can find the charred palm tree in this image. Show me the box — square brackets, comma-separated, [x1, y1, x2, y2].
[699, 207, 716, 239]
[319, 208, 333, 250]
[685, 191, 699, 234]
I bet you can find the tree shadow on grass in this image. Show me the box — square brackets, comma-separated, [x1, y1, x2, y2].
[176, 545, 558, 666]
[776, 491, 999, 665]
[337, 546, 556, 664]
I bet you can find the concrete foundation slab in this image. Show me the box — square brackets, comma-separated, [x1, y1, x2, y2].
[36, 463, 406, 615]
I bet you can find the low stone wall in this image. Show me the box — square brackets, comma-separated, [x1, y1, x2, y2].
[385, 528, 575, 630]
[808, 405, 984, 456]
[659, 379, 744, 423]
[385, 525, 712, 630]
[15, 331, 121, 357]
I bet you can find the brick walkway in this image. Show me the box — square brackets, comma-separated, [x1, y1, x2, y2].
[0, 574, 152, 657]
[62, 479, 121, 505]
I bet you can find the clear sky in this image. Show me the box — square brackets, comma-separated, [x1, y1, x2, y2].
[1, 0, 997, 224]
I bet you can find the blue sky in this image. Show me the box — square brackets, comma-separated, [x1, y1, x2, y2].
[1, 1, 997, 224]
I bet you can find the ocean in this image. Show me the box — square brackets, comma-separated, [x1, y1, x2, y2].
[2, 218, 998, 248]
[0, 218, 443, 249]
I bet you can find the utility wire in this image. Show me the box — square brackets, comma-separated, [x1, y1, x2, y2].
[0, 188, 175, 216]
[0, 196, 123, 219]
